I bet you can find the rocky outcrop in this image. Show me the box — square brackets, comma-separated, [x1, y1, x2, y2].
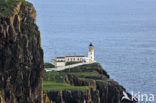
[65, 74, 89, 86]
[0, 1, 44, 103]
[44, 63, 137, 103]
[45, 80, 136, 103]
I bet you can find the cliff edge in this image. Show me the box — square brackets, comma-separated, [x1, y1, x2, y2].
[0, 0, 44, 103]
[43, 63, 137, 103]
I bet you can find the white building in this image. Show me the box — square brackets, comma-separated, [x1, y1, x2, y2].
[51, 57, 66, 67]
[65, 56, 86, 62]
[51, 43, 95, 68]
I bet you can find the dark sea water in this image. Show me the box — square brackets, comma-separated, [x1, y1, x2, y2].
[28, 0, 156, 102]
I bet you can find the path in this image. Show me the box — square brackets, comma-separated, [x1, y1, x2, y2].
[45, 62, 94, 72]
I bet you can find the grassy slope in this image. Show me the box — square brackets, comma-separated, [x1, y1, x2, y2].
[44, 62, 55, 68]
[71, 71, 99, 76]
[65, 62, 81, 66]
[43, 63, 109, 92]
[43, 81, 89, 91]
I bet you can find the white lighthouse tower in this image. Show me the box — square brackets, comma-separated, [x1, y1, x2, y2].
[88, 43, 95, 62]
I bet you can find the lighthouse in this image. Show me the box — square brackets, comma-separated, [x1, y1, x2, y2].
[51, 43, 96, 68]
[88, 43, 95, 62]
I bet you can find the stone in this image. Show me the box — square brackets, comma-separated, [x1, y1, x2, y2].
[0, 1, 44, 103]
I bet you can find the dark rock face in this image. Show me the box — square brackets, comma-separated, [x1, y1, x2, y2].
[65, 74, 89, 86]
[46, 81, 136, 103]
[0, 1, 44, 103]
[45, 63, 137, 103]
[46, 90, 93, 103]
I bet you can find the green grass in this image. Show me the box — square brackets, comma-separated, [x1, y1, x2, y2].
[44, 62, 55, 68]
[96, 79, 108, 82]
[44, 71, 67, 82]
[65, 62, 81, 66]
[43, 81, 89, 91]
[0, 0, 26, 17]
[44, 71, 58, 78]
[79, 78, 93, 83]
[0, 0, 25, 8]
[71, 71, 99, 77]
[67, 63, 99, 71]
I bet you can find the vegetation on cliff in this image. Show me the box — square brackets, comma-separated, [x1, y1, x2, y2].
[65, 61, 81, 66]
[0, 0, 32, 17]
[43, 81, 89, 91]
[43, 63, 137, 103]
[43, 63, 109, 91]
[0, 0, 44, 103]
[44, 62, 55, 68]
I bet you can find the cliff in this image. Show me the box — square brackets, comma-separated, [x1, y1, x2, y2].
[0, 0, 44, 103]
[43, 63, 137, 103]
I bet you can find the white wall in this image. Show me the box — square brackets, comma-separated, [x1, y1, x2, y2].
[56, 62, 65, 67]
[56, 58, 65, 61]
[65, 57, 86, 62]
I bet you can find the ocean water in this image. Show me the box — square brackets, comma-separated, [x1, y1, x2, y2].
[28, 0, 156, 102]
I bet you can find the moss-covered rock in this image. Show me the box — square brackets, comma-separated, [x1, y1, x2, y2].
[0, 0, 25, 17]
[0, 0, 44, 103]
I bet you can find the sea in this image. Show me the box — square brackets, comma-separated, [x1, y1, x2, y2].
[28, 0, 156, 102]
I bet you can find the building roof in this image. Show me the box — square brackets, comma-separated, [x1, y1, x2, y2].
[56, 61, 65, 62]
[56, 57, 65, 59]
[66, 56, 86, 57]
[89, 43, 93, 46]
